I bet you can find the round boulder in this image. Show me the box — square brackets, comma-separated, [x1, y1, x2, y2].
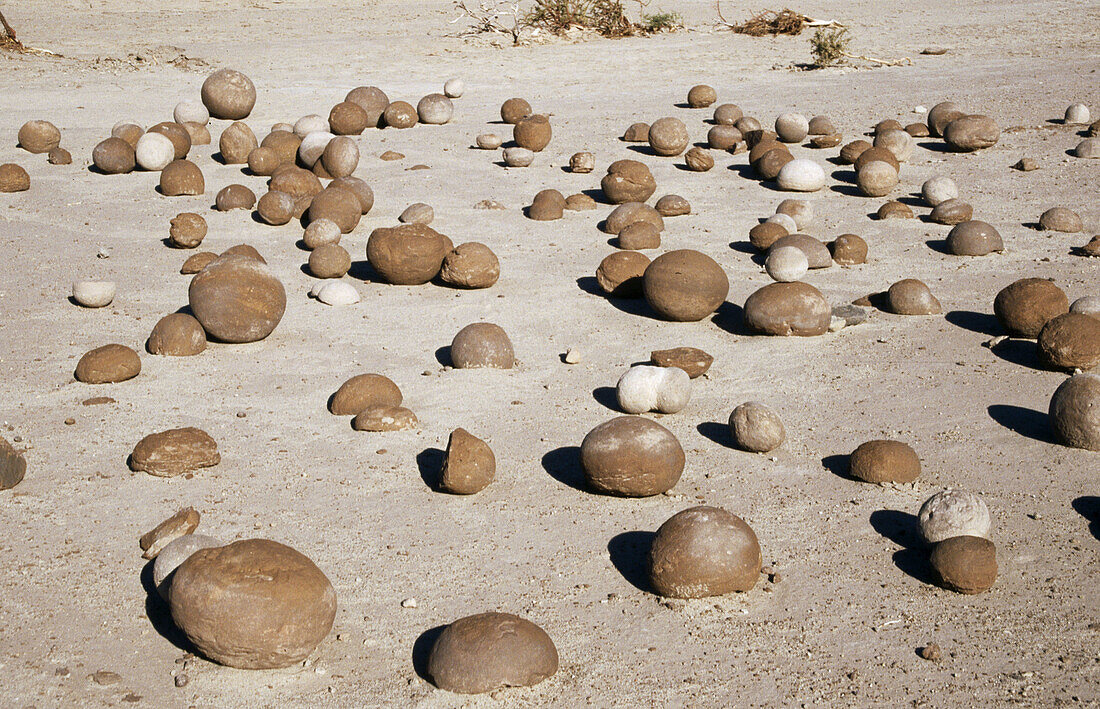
[450, 323, 514, 369]
[427, 613, 557, 694]
[728, 402, 785, 453]
[188, 254, 286, 343]
[743, 282, 831, 336]
[918, 489, 992, 545]
[946, 220, 1003, 256]
[201, 69, 256, 120]
[929, 536, 997, 594]
[647, 506, 762, 598]
[75, 344, 141, 384]
[366, 224, 448, 285]
[993, 278, 1068, 338]
[643, 250, 729, 322]
[1038, 313, 1100, 371]
[580, 416, 684, 496]
[848, 440, 920, 483]
[1049, 372, 1100, 450]
[147, 313, 207, 356]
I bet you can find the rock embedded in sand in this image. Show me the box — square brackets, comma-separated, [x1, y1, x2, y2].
[1071, 296, 1100, 318]
[655, 194, 690, 217]
[18, 120, 61, 153]
[565, 193, 596, 211]
[201, 68, 256, 120]
[139, 507, 200, 559]
[71, 281, 116, 308]
[809, 133, 843, 148]
[830, 234, 868, 265]
[643, 250, 728, 322]
[749, 222, 787, 251]
[130, 427, 219, 477]
[1038, 313, 1100, 370]
[569, 151, 595, 173]
[1074, 137, 1100, 158]
[905, 122, 930, 137]
[857, 161, 899, 197]
[75, 344, 141, 384]
[528, 190, 564, 221]
[596, 251, 649, 298]
[352, 406, 418, 431]
[877, 201, 913, 220]
[1038, 207, 1083, 233]
[48, 146, 72, 164]
[181, 251, 217, 274]
[770, 234, 831, 269]
[707, 124, 742, 150]
[169, 212, 207, 248]
[514, 114, 551, 152]
[605, 201, 663, 235]
[134, 132, 175, 171]
[618, 222, 661, 250]
[993, 278, 1068, 338]
[329, 374, 402, 416]
[648, 117, 689, 157]
[500, 97, 532, 124]
[159, 159, 204, 196]
[443, 77, 464, 98]
[647, 505, 762, 598]
[1064, 103, 1091, 125]
[765, 245, 808, 282]
[921, 176, 958, 207]
[0, 435, 27, 491]
[621, 122, 649, 142]
[1081, 235, 1100, 256]
[650, 347, 712, 379]
[808, 115, 836, 135]
[838, 139, 871, 164]
[188, 254, 286, 343]
[776, 158, 825, 192]
[944, 115, 1000, 151]
[616, 365, 691, 415]
[147, 313, 207, 356]
[502, 147, 533, 167]
[154, 534, 222, 600]
[774, 113, 809, 143]
[918, 489, 991, 545]
[169, 539, 336, 669]
[308, 244, 351, 279]
[848, 440, 920, 483]
[743, 282, 831, 336]
[427, 612, 557, 694]
[729, 402, 785, 453]
[684, 147, 714, 171]
[601, 159, 656, 204]
[927, 101, 965, 137]
[440, 428, 495, 494]
[367, 223, 448, 285]
[383, 101, 417, 129]
[580, 416, 684, 496]
[713, 103, 742, 125]
[346, 86, 389, 127]
[947, 220, 1003, 256]
[1049, 372, 1100, 450]
[441, 242, 500, 289]
[215, 184, 256, 211]
[929, 536, 997, 594]
[450, 323, 514, 369]
[417, 93, 454, 125]
[887, 279, 942, 315]
[687, 84, 717, 108]
[328, 101, 370, 135]
[930, 198, 973, 225]
[315, 281, 360, 306]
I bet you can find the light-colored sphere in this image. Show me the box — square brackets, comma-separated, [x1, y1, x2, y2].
[303, 219, 341, 250]
[921, 176, 958, 206]
[1070, 296, 1100, 318]
[503, 147, 534, 167]
[174, 100, 209, 126]
[134, 132, 176, 171]
[153, 534, 222, 600]
[444, 77, 465, 98]
[765, 245, 809, 282]
[298, 131, 334, 167]
[776, 159, 826, 192]
[765, 213, 796, 233]
[294, 114, 329, 138]
[918, 489, 992, 544]
[1065, 103, 1091, 125]
[71, 281, 117, 308]
[316, 281, 360, 306]
[616, 365, 692, 415]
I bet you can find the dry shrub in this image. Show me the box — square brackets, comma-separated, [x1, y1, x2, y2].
[730, 8, 807, 36]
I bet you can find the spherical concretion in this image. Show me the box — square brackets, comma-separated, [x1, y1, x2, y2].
[765, 245, 809, 282]
[757, 148, 794, 180]
[321, 136, 359, 178]
[383, 101, 417, 129]
[775, 112, 809, 143]
[174, 99, 209, 126]
[181, 251, 217, 274]
[1038, 313, 1100, 370]
[112, 121, 144, 146]
[215, 121, 256, 164]
[873, 129, 915, 162]
[918, 489, 992, 545]
[47, 146, 72, 164]
[849, 439, 920, 483]
[1049, 373, 1100, 450]
[930, 198, 973, 225]
[427, 612, 557, 694]
[134, 132, 175, 171]
[308, 244, 351, 279]
[148, 122, 191, 160]
[514, 114, 552, 152]
[440, 428, 495, 494]
[854, 146, 900, 173]
[75, 344, 140, 384]
[809, 133, 843, 149]
[735, 115, 761, 133]
[749, 222, 787, 251]
[402, 202, 440, 224]
[929, 536, 997, 594]
[887, 279, 942, 315]
[329, 374, 402, 416]
[502, 147, 534, 167]
[0, 163, 30, 192]
[500, 97, 532, 124]
[1082, 235, 1100, 256]
[687, 84, 717, 108]
[246, 147, 280, 176]
[1039, 207, 1083, 233]
[905, 122, 930, 137]
[71, 281, 116, 308]
[877, 200, 913, 220]
[565, 193, 597, 211]
[1071, 296, 1100, 318]
[1064, 103, 1090, 125]
[18, 120, 61, 153]
[617, 222, 661, 250]
[130, 427, 220, 476]
[643, 249, 729, 322]
[366, 224, 448, 285]
[200, 68, 257, 120]
[580, 416, 684, 496]
[748, 139, 787, 166]
[921, 176, 958, 207]
[159, 159, 204, 196]
[147, 313, 207, 356]
[188, 254, 286, 343]
[345, 86, 389, 127]
[569, 151, 595, 173]
[299, 219, 340, 251]
[181, 121, 211, 145]
[417, 93, 454, 125]
[444, 77, 465, 98]
[838, 139, 872, 164]
[596, 251, 649, 297]
[776, 198, 813, 229]
[352, 405, 418, 431]
[684, 147, 714, 172]
[315, 281, 360, 306]
[221, 243, 266, 263]
[169, 539, 336, 669]
[830, 234, 868, 265]
[874, 119, 904, 135]
[615, 365, 691, 415]
[947, 220, 1004, 256]
[743, 282, 831, 336]
[647, 506, 762, 598]
[769, 234, 831, 269]
[256, 190, 297, 225]
[993, 278, 1068, 338]
[621, 122, 649, 142]
[330, 176, 374, 214]
[297, 130, 334, 167]
[944, 115, 1000, 151]
[215, 184, 256, 211]
[707, 124, 742, 150]
[808, 115, 836, 135]
[261, 129, 302, 165]
[1074, 137, 1100, 158]
[328, 101, 369, 135]
[729, 402, 785, 453]
[648, 117, 690, 157]
[655, 194, 690, 217]
[766, 213, 797, 233]
[451, 323, 514, 369]
[441, 242, 500, 289]
[527, 194, 563, 221]
[927, 101, 964, 137]
[857, 161, 900, 197]
[0, 434, 26, 490]
[308, 186, 360, 233]
[154, 534, 222, 600]
[713, 103, 742, 125]
[601, 159, 656, 204]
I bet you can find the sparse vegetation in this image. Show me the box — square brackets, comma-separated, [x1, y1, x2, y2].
[453, 0, 680, 44]
[640, 10, 684, 33]
[809, 26, 850, 66]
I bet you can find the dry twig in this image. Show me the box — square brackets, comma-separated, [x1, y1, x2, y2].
[715, 2, 841, 35]
[0, 9, 61, 56]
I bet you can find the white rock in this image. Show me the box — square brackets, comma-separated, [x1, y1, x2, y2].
[298, 131, 335, 167]
[774, 112, 809, 143]
[316, 281, 360, 306]
[1069, 296, 1100, 318]
[776, 159, 826, 192]
[444, 78, 465, 99]
[503, 147, 534, 167]
[417, 94, 454, 125]
[775, 198, 813, 230]
[913, 105, 927, 114]
[303, 219, 341, 250]
[476, 133, 502, 150]
[72, 281, 116, 308]
[401, 597, 418, 608]
[921, 176, 959, 207]
[294, 114, 329, 138]
[616, 365, 691, 415]
[173, 100, 209, 126]
[873, 129, 915, 162]
[1074, 138, 1100, 159]
[1065, 103, 1091, 125]
[153, 534, 222, 600]
[765, 246, 809, 282]
[918, 489, 991, 544]
[309, 281, 325, 298]
[134, 132, 175, 171]
[765, 213, 797, 233]
[563, 348, 581, 364]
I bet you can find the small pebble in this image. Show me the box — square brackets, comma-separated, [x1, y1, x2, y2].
[401, 598, 418, 608]
[919, 643, 942, 661]
[1012, 157, 1039, 171]
[90, 671, 121, 686]
[174, 674, 189, 688]
[563, 349, 581, 364]
[64, 418, 75, 426]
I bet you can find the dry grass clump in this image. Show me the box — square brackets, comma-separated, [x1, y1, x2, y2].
[454, 0, 678, 43]
[728, 8, 808, 36]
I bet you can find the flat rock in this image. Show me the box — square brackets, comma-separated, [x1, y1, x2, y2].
[130, 427, 220, 477]
[139, 507, 200, 559]
[650, 347, 713, 378]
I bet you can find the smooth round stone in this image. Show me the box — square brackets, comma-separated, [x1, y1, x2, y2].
[707, 124, 742, 150]
[443, 77, 465, 98]
[303, 218, 341, 249]
[329, 373, 401, 416]
[503, 147, 534, 167]
[947, 220, 1004, 256]
[643, 250, 729, 322]
[188, 254, 286, 343]
[417, 93, 454, 124]
[650, 347, 713, 378]
[316, 281, 360, 306]
[808, 115, 836, 135]
[134, 132, 175, 171]
[601, 159, 656, 204]
[776, 158, 825, 191]
[849, 440, 920, 483]
[147, 313, 207, 356]
[1065, 103, 1091, 125]
[918, 490, 991, 545]
[775, 199, 813, 229]
[994, 278, 1069, 338]
[713, 104, 743, 125]
[765, 245, 808, 282]
[765, 213, 797, 233]
[440, 428, 495, 494]
[728, 402, 785, 453]
[1049, 373, 1100, 450]
[440, 242, 500, 289]
[399, 203, 434, 225]
[366, 224, 447, 285]
[774, 113, 809, 143]
[1039, 207, 1083, 233]
[687, 84, 717, 107]
[352, 405, 418, 431]
[427, 613, 558, 694]
[580, 416, 684, 496]
[930, 198, 973, 225]
[294, 114, 329, 137]
[169, 212, 208, 249]
[750, 222, 787, 251]
[930, 536, 997, 594]
[615, 365, 691, 415]
[1070, 296, 1100, 318]
[887, 279, 942, 315]
[921, 176, 958, 206]
[684, 147, 714, 171]
[648, 117, 690, 156]
[569, 151, 595, 173]
[201, 68, 256, 120]
[75, 344, 141, 384]
[596, 251, 649, 297]
[857, 161, 899, 197]
[927, 101, 965, 137]
[298, 131, 334, 167]
[873, 129, 915, 162]
[743, 282, 831, 336]
[451, 323, 514, 369]
[175, 100, 210, 126]
[769, 234, 831, 269]
[831, 234, 868, 265]
[18, 120, 61, 153]
[1038, 313, 1100, 370]
[0, 435, 26, 490]
[72, 281, 116, 308]
[647, 506, 762, 599]
[944, 115, 1000, 151]
[877, 201, 913, 220]
[1074, 138, 1100, 158]
[475, 133, 502, 150]
[154, 534, 223, 600]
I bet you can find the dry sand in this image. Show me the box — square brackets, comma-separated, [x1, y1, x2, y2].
[1, 1, 1098, 706]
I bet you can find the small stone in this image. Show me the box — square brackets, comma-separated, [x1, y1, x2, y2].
[650, 347, 713, 379]
[1039, 207, 1083, 233]
[175, 674, 189, 688]
[503, 147, 534, 167]
[64, 417, 75, 425]
[729, 402, 785, 453]
[399, 203, 434, 225]
[474, 199, 506, 210]
[0, 435, 27, 491]
[849, 440, 920, 484]
[1081, 235, 1100, 257]
[655, 194, 691, 217]
[139, 507, 200, 559]
[930, 199, 973, 225]
[440, 428, 495, 494]
[48, 147, 72, 165]
[563, 349, 581, 364]
[379, 150, 404, 161]
[564, 193, 597, 211]
[921, 46, 948, 55]
[476, 134, 502, 150]
[809, 133, 842, 148]
[1012, 157, 1039, 171]
[919, 644, 942, 661]
[1074, 138, 1100, 158]
[169, 213, 207, 249]
[155, 534, 223, 600]
[82, 396, 115, 406]
[877, 201, 913, 220]
[887, 279, 942, 315]
[569, 152, 595, 173]
[71, 281, 116, 308]
[352, 406, 418, 432]
[181, 252, 217, 274]
[75, 344, 141, 384]
[832, 305, 869, 327]
[401, 598, 418, 608]
[684, 147, 714, 171]
[130, 428, 220, 477]
[90, 671, 121, 686]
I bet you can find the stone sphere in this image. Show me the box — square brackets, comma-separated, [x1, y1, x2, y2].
[1049, 372, 1100, 450]
[345, 86, 389, 127]
[502, 147, 534, 167]
[930, 198, 973, 225]
[775, 199, 813, 229]
[1071, 296, 1100, 318]
[873, 129, 915, 162]
[749, 222, 787, 251]
[330, 373, 402, 415]
[217, 121, 256, 163]
[648, 117, 690, 157]
[776, 158, 825, 192]
[188, 254, 286, 343]
[615, 365, 691, 415]
[944, 115, 1000, 151]
[927, 101, 965, 137]
[765, 214, 796, 235]
[921, 176, 958, 206]
[596, 251, 649, 297]
[321, 136, 359, 178]
[159, 159, 204, 196]
[214, 184, 255, 211]
[769, 234, 831, 269]
[774, 112, 809, 143]
[735, 116, 761, 133]
[308, 185, 361, 233]
[417, 93, 454, 124]
[18, 120, 61, 153]
[1039, 207, 1083, 233]
[443, 77, 465, 98]
[328, 101, 369, 135]
[831, 234, 868, 265]
[451, 323, 514, 369]
[877, 201, 913, 220]
[713, 103, 742, 125]
[618, 222, 661, 250]
[246, 146, 280, 176]
[854, 146, 900, 172]
[918, 489, 991, 545]
[382, 101, 417, 129]
[294, 114, 329, 138]
[655, 194, 690, 216]
[1074, 137, 1100, 158]
[200, 68, 257, 120]
[569, 151, 595, 173]
[729, 402, 785, 453]
[1064, 103, 1090, 125]
[743, 282, 831, 336]
[154, 534, 222, 600]
[366, 224, 447, 285]
[808, 115, 836, 135]
[74, 344, 141, 384]
[857, 161, 899, 197]
[947, 220, 1004, 256]
[684, 147, 714, 171]
[351, 405, 417, 431]
[45, 144, 71, 163]
[147, 122, 191, 160]
[500, 97, 532, 124]
[0, 164, 29, 192]
[621, 122, 649, 142]
[580, 416, 684, 496]
[647, 506, 762, 598]
[440, 428, 495, 494]
[605, 201, 664, 236]
[838, 139, 872, 164]
[261, 129, 302, 164]
[994, 278, 1068, 338]
[92, 137, 136, 174]
[601, 159, 656, 204]
[887, 278, 942, 315]
[256, 190, 297, 226]
[174, 100, 209, 126]
[181, 252, 217, 274]
[706, 124, 742, 150]
[848, 440, 920, 483]
[765, 245, 808, 282]
[147, 313, 207, 356]
[687, 84, 717, 108]
[308, 244, 351, 279]
[427, 613, 557, 694]
[643, 250, 729, 322]
[71, 281, 116, 308]
[297, 130, 334, 167]
[316, 281, 360, 306]
[929, 536, 997, 594]
[513, 114, 551, 152]
[441, 242, 500, 289]
[756, 147, 793, 180]
[134, 132, 175, 171]
[1038, 313, 1100, 370]
[169, 539, 336, 669]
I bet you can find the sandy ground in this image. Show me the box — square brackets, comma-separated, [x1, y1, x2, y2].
[1, 1, 1099, 706]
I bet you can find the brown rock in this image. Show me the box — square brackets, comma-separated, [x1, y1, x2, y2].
[655, 194, 690, 217]
[130, 427, 219, 477]
[450, 323, 514, 369]
[713, 104, 743, 125]
[75, 344, 141, 384]
[1038, 313, 1100, 370]
[181, 121, 211, 146]
[647, 506, 762, 598]
[260, 130, 302, 165]
[399, 202, 434, 225]
[214, 184, 255, 211]
[643, 250, 729, 322]
[527, 192, 564, 221]
[743, 282, 831, 336]
[169, 213, 207, 248]
[329, 101, 369, 135]
[188, 254, 286, 343]
[0, 435, 27, 491]
[581, 416, 684, 496]
[601, 159, 656, 204]
[831, 234, 868, 265]
[147, 313, 207, 356]
[564, 193, 597, 211]
[944, 115, 1000, 151]
[514, 114, 552, 152]
[947, 220, 1004, 256]
[330, 176, 374, 215]
[0, 163, 30, 192]
[47, 147, 72, 165]
[201, 69, 256, 120]
[848, 439, 920, 483]
[181, 251, 217, 274]
[707, 124, 742, 150]
[838, 139, 872, 164]
[749, 222, 788, 251]
[687, 84, 717, 107]
[149, 122, 191, 160]
[877, 200, 913, 219]
[321, 136, 359, 178]
[729, 402, 785, 452]
[170, 539, 336, 669]
[351, 405, 418, 431]
[159, 160, 204, 196]
[139, 507, 200, 559]
[604, 202, 663, 235]
[807, 115, 835, 135]
[18, 120, 61, 153]
[440, 428, 495, 494]
[92, 137, 136, 174]
[383, 101, 417, 129]
[307, 244, 351, 279]
[930, 199, 973, 225]
[367, 224, 448, 285]
[112, 122, 143, 147]
[684, 147, 714, 171]
[618, 222, 661, 250]
[270, 166, 323, 200]
[1012, 157, 1039, 172]
[994, 278, 1069, 338]
[569, 152, 595, 173]
[246, 147, 281, 176]
[221, 244, 266, 263]
[596, 251, 649, 298]
[1080, 235, 1100, 257]
[427, 612, 557, 694]
[440, 242, 500, 289]
[330, 374, 402, 415]
[650, 347, 713, 378]
[308, 186, 360, 233]
[256, 190, 297, 226]
[927, 101, 965, 137]
[874, 119, 903, 135]
[756, 147, 793, 180]
[648, 117, 689, 157]
[745, 130, 779, 150]
[887, 279, 942, 315]
[621, 122, 649, 142]
[1049, 373, 1100, 450]
[346, 86, 389, 127]
[905, 122, 930, 137]
[500, 97, 532, 124]
[809, 133, 843, 148]
[1039, 207, 1083, 233]
[769, 234, 831, 269]
[930, 536, 997, 594]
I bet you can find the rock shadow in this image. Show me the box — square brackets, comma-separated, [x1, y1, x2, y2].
[696, 421, 733, 448]
[869, 510, 937, 584]
[987, 339, 1041, 369]
[574, 278, 656, 319]
[626, 144, 659, 157]
[592, 386, 619, 412]
[607, 531, 655, 593]
[540, 446, 586, 492]
[987, 404, 1054, 444]
[916, 141, 954, 154]
[141, 559, 195, 653]
[711, 300, 750, 335]
[944, 310, 1001, 336]
[1072, 496, 1100, 541]
[411, 624, 446, 683]
[924, 238, 952, 255]
[433, 346, 451, 368]
[821, 453, 852, 480]
[416, 447, 445, 490]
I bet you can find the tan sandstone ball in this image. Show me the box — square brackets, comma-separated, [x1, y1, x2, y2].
[601, 159, 657, 204]
[308, 244, 351, 279]
[655, 194, 691, 217]
[947, 220, 1004, 256]
[643, 250, 728, 322]
[500, 97, 532, 124]
[440, 428, 495, 495]
[684, 147, 714, 171]
[849, 440, 920, 483]
[308, 185, 361, 233]
[366, 224, 448, 285]
[148, 122, 191, 160]
[188, 254, 286, 343]
[181, 252, 217, 274]
[857, 161, 900, 197]
[74, 344, 141, 384]
[929, 536, 997, 594]
[256, 190, 296, 226]
[328, 101, 370, 135]
[927, 101, 965, 137]
[383, 101, 417, 129]
[647, 506, 762, 598]
[246, 147, 280, 176]
[451, 323, 514, 369]
[687, 84, 717, 108]
[215, 184, 256, 211]
[580, 416, 684, 497]
[440, 242, 500, 289]
[944, 115, 1000, 151]
[713, 103, 742, 125]
[159, 159, 204, 196]
[147, 313, 207, 356]
[1038, 313, 1100, 371]
[261, 130, 302, 165]
[854, 146, 900, 172]
[887, 279, 942, 315]
[92, 137, 135, 174]
[774, 112, 809, 143]
[569, 151, 595, 173]
[648, 117, 690, 157]
[743, 282, 831, 336]
[345, 86, 389, 127]
[994, 278, 1069, 338]
[838, 139, 872, 164]
[330, 176, 374, 214]
[169, 212, 207, 248]
[46, 147, 70, 164]
[427, 613, 557, 694]
[621, 122, 649, 142]
[218, 121, 257, 164]
[596, 251, 649, 297]
[618, 222, 661, 250]
[201, 68, 257, 120]
[1039, 207, 1083, 233]
[930, 198, 973, 225]
[514, 114, 552, 152]
[707, 124, 742, 150]
[417, 93, 454, 125]
[831, 234, 868, 265]
[1049, 372, 1100, 450]
[729, 402, 785, 453]
[604, 201, 664, 235]
[18, 120, 61, 153]
[329, 373, 402, 415]
[0, 164, 29, 193]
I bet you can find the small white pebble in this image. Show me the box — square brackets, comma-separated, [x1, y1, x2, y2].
[564, 349, 581, 364]
[401, 598, 418, 608]
[914, 105, 927, 113]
